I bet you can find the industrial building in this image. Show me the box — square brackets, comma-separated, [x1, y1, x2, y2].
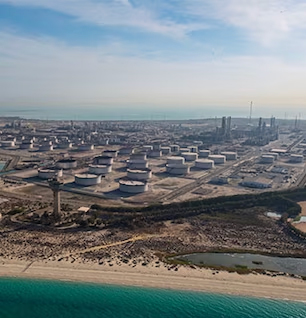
[240, 178, 272, 189]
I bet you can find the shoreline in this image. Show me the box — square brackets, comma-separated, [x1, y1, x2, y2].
[1, 258, 306, 302]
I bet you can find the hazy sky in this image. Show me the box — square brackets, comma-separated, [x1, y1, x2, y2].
[1, 0, 306, 118]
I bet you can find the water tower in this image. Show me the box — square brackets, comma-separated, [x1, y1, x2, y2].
[48, 177, 63, 219]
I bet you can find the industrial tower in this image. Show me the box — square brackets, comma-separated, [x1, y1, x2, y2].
[48, 177, 63, 219]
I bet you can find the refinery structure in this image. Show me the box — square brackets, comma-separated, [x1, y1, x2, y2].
[0, 115, 305, 208]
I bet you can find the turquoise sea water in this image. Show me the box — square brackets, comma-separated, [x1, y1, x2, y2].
[0, 278, 306, 318]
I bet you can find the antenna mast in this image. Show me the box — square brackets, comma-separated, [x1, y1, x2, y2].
[249, 101, 253, 124]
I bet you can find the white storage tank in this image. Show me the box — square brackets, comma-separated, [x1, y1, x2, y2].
[38, 168, 63, 180]
[261, 155, 275, 164]
[78, 144, 94, 151]
[142, 145, 153, 152]
[103, 150, 118, 158]
[290, 154, 304, 163]
[149, 150, 162, 158]
[119, 179, 148, 193]
[57, 142, 72, 149]
[94, 156, 113, 165]
[130, 153, 147, 161]
[195, 159, 215, 169]
[188, 146, 198, 153]
[199, 150, 211, 158]
[127, 169, 152, 181]
[167, 156, 185, 165]
[208, 155, 226, 164]
[88, 164, 112, 175]
[161, 146, 171, 155]
[56, 159, 78, 170]
[180, 148, 190, 153]
[170, 145, 180, 153]
[1, 141, 15, 147]
[166, 164, 190, 175]
[126, 160, 149, 169]
[20, 142, 33, 149]
[39, 144, 53, 152]
[119, 147, 134, 155]
[221, 151, 238, 160]
[75, 174, 101, 186]
[182, 152, 198, 162]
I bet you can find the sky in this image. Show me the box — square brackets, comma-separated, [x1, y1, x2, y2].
[1, 0, 306, 119]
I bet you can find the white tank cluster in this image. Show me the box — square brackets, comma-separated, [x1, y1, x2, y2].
[170, 145, 180, 153]
[199, 150, 211, 158]
[166, 164, 190, 175]
[161, 146, 171, 155]
[78, 144, 94, 151]
[119, 179, 148, 193]
[89, 164, 112, 175]
[127, 168, 152, 181]
[167, 156, 185, 165]
[181, 152, 198, 162]
[38, 168, 63, 180]
[261, 155, 275, 164]
[75, 174, 101, 186]
[221, 151, 237, 160]
[195, 159, 214, 170]
[56, 159, 78, 170]
[290, 154, 304, 163]
[103, 150, 118, 158]
[208, 155, 226, 164]
[94, 156, 113, 165]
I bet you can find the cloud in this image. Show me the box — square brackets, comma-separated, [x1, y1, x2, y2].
[1, 31, 306, 112]
[0, 0, 209, 38]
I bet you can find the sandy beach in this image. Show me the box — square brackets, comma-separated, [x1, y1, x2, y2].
[0, 258, 306, 302]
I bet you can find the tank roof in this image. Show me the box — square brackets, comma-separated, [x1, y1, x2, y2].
[119, 179, 146, 186]
[75, 174, 99, 179]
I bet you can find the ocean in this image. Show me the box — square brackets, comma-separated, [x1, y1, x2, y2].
[0, 278, 305, 318]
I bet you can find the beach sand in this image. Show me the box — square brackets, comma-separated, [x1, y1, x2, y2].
[0, 258, 306, 302]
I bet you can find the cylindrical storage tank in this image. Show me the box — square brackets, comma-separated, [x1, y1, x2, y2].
[20, 142, 33, 149]
[126, 160, 149, 169]
[78, 144, 94, 151]
[153, 144, 161, 150]
[221, 152, 238, 160]
[290, 154, 304, 163]
[119, 180, 148, 193]
[88, 164, 112, 174]
[103, 150, 118, 158]
[180, 148, 190, 154]
[57, 142, 72, 149]
[170, 145, 180, 153]
[94, 156, 113, 165]
[38, 168, 63, 179]
[166, 164, 190, 175]
[199, 150, 211, 158]
[142, 145, 153, 152]
[181, 152, 198, 162]
[149, 150, 162, 158]
[167, 156, 185, 165]
[119, 147, 134, 155]
[195, 159, 214, 169]
[208, 155, 226, 164]
[75, 174, 101, 186]
[188, 146, 198, 153]
[130, 153, 147, 161]
[56, 159, 78, 170]
[161, 147, 171, 155]
[261, 155, 274, 164]
[127, 169, 152, 181]
[39, 145, 53, 152]
[1, 141, 15, 147]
